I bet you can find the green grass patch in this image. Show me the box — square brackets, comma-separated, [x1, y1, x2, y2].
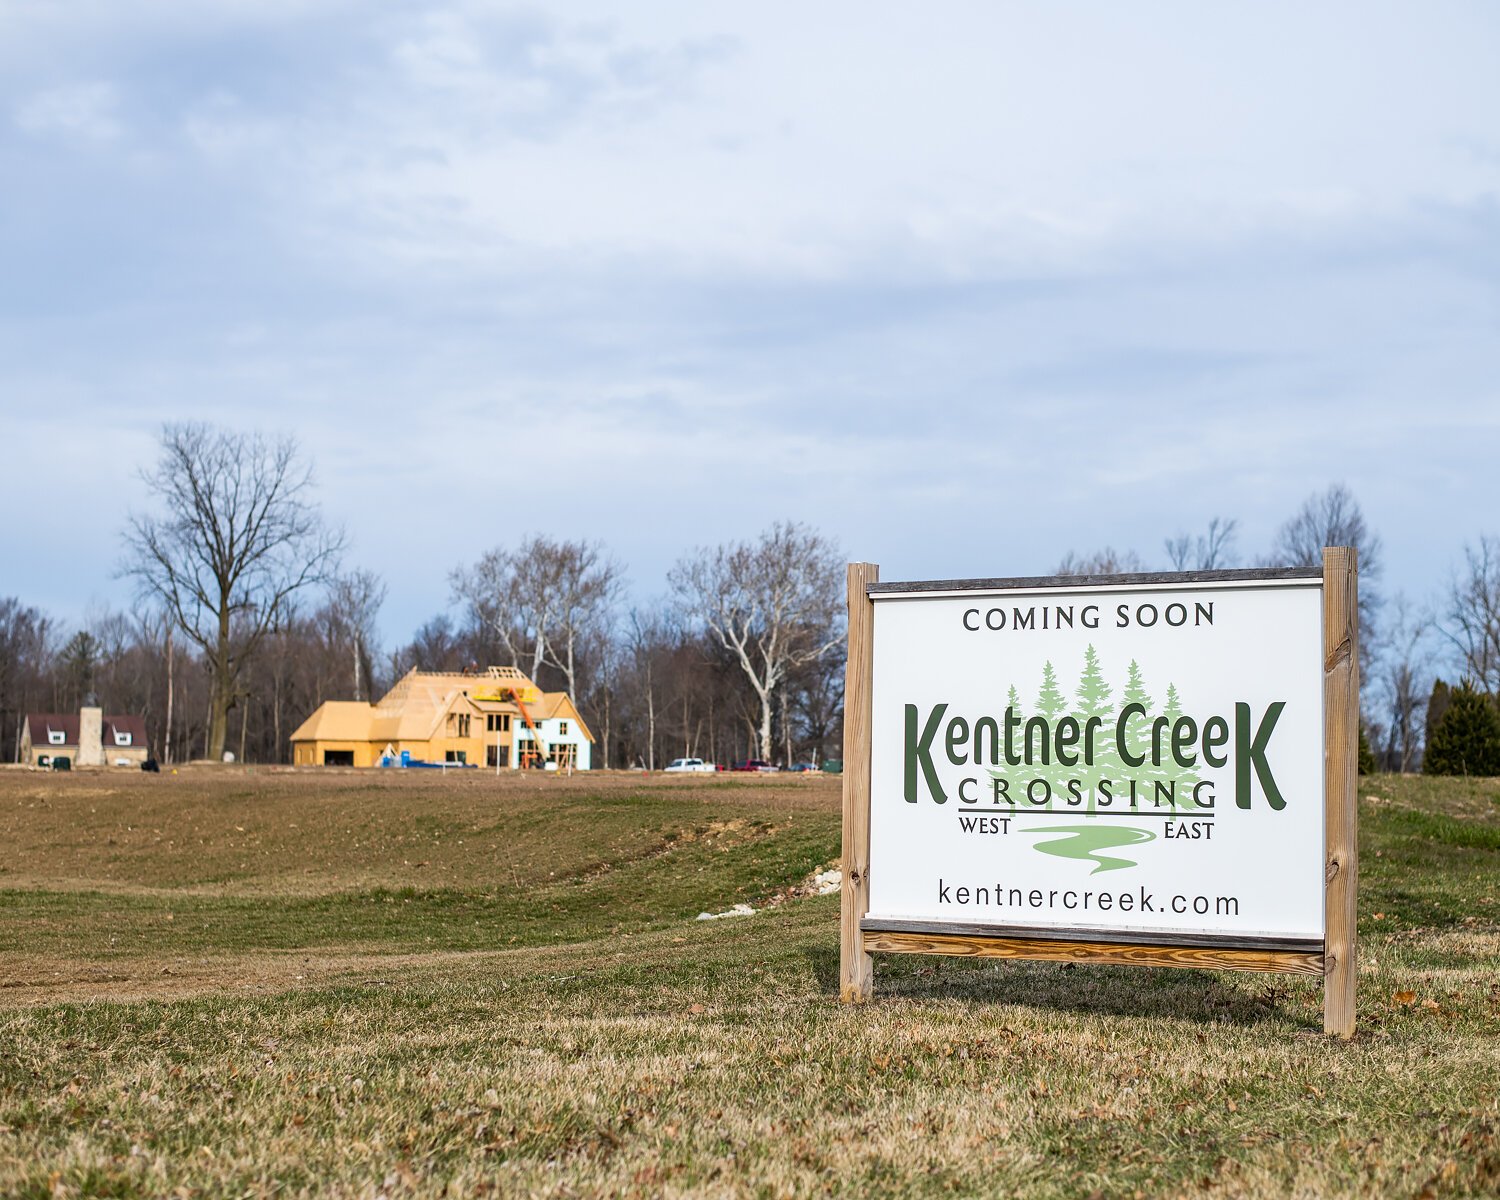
[1381, 807, 1500, 851]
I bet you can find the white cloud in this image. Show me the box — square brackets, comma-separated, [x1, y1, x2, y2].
[195, 3, 1491, 290]
[180, 90, 280, 164]
[1, 1, 1498, 641]
[14, 81, 121, 141]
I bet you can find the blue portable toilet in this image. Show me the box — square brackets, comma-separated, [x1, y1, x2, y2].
[400, 749, 411, 767]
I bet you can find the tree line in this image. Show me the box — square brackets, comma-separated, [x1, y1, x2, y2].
[1, 424, 1497, 774]
[0, 425, 845, 770]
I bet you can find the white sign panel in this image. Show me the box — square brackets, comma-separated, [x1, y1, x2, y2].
[867, 579, 1325, 942]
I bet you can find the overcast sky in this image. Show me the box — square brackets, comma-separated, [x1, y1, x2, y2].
[3, 1, 1497, 647]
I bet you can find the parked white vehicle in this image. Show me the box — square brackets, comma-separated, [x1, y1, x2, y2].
[663, 757, 717, 773]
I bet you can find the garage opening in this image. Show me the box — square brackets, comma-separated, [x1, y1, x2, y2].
[323, 750, 355, 766]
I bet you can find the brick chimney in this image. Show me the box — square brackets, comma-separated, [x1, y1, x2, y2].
[77, 706, 104, 767]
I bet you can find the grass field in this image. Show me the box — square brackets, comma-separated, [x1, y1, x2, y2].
[1, 768, 1497, 1198]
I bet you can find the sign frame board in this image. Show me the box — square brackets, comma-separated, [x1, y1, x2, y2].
[838, 550, 1359, 1038]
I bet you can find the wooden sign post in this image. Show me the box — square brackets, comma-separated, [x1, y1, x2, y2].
[840, 562, 878, 1004]
[1322, 547, 1359, 1037]
[840, 552, 1359, 1037]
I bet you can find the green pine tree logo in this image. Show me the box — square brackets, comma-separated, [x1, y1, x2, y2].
[985, 646, 1205, 872]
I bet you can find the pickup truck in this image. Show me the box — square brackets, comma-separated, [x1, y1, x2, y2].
[663, 757, 718, 773]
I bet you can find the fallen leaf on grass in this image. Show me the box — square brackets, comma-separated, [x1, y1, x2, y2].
[1393, 990, 1416, 1006]
[687, 1004, 706, 1015]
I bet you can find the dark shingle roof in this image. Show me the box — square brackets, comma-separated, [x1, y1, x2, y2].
[27, 713, 79, 745]
[26, 713, 149, 748]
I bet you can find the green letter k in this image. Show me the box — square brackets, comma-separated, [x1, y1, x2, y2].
[905, 703, 948, 804]
[1235, 701, 1286, 810]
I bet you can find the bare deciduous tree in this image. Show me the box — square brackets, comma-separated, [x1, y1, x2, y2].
[1267, 483, 1383, 670]
[325, 569, 387, 702]
[539, 541, 624, 703]
[1443, 535, 1500, 695]
[123, 423, 344, 761]
[1270, 484, 1382, 576]
[0, 598, 54, 762]
[786, 644, 845, 767]
[392, 614, 466, 676]
[1054, 547, 1145, 576]
[624, 609, 667, 771]
[1165, 517, 1239, 571]
[669, 521, 843, 763]
[451, 536, 623, 700]
[1376, 595, 1433, 772]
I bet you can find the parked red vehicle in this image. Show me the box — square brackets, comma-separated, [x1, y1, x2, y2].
[730, 759, 777, 772]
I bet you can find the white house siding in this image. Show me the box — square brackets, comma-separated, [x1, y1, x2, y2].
[511, 717, 592, 770]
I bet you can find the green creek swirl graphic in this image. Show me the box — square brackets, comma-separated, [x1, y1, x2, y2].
[1024, 824, 1157, 874]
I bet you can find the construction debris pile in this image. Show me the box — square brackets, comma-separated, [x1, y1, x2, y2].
[695, 867, 842, 921]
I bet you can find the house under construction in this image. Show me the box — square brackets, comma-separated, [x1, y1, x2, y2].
[289, 666, 593, 769]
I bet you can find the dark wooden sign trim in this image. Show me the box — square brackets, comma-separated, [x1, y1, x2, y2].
[868, 565, 1322, 595]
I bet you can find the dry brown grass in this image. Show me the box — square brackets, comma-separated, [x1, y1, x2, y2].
[0, 768, 1497, 1198]
[0, 765, 832, 897]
